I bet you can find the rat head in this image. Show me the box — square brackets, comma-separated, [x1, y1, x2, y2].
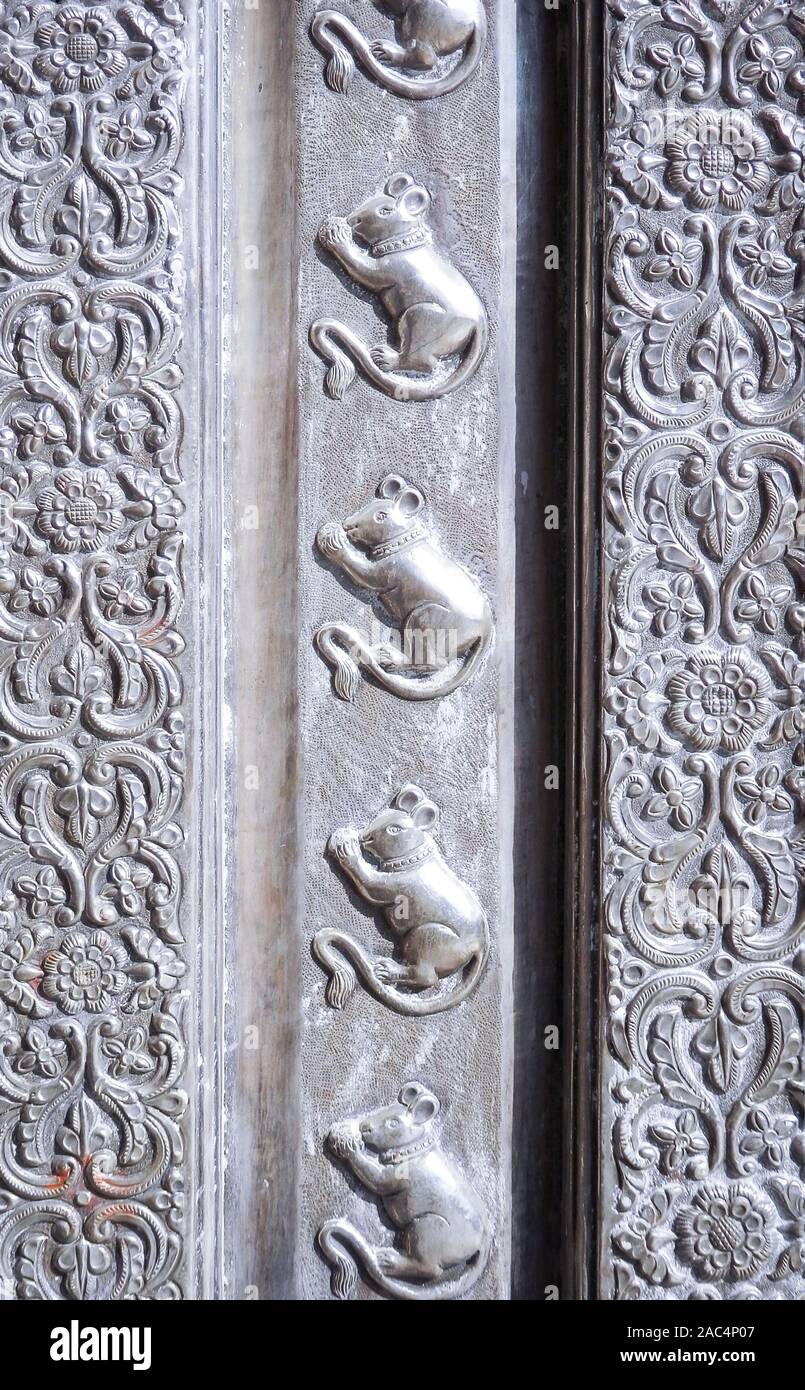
[347, 173, 432, 247]
[358, 1082, 441, 1154]
[360, 783, 440, 863]
[343, 474, 426, 550]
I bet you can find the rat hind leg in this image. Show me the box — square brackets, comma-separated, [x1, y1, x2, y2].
[393, 303, 452, 375]
[403, 603, 453, 671]
[382, 923, 474, 990]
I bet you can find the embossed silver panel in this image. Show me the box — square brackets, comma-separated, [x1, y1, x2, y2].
[297, 0, 514, 1300]
[600, 0, 804, 1302]
[0, 1, 218, 1301]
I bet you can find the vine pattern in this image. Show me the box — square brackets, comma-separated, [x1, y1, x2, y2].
[605, 0, 805, 1300]
[0, 0, 187, 1301]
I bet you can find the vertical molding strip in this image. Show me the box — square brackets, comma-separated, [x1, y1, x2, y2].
[597, 0, 805, 1301]
[0, 0, 210, 1300]
[296, 0, 515, 1300]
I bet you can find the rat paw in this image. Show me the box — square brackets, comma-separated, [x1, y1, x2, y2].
[370, 344, 400, 371]
[375, 957, 405, 984]
[328, 828, 361, 863]
[318, 215, 351, 250]
[316, 521, 348, 557]
[371, 40, 404, 65]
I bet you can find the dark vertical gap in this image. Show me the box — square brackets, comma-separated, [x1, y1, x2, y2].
[512, 0, 574, 1300]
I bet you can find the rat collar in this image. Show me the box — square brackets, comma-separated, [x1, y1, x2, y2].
[374, 840, 435, 873]
[370, 521, 429, 560]
[378, 1133, 437, 1166]
[371, 225, 433, 259]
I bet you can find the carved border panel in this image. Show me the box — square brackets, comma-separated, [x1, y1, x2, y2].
[600, 0, 805, 1302]
[0, 0, 205, 1301]
[295, 0, 515, 1300]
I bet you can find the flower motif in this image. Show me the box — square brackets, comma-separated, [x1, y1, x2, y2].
[36, 468, 124, 553]
[42, 930, 128, 1014]
[645, 764, 700, 831]
[645, 573, 703, 636]
[103, 859, 151, 917]
[102, 1024, 153, 1078]
[97, 567, 151, 621]
[650, 1110, 709, 1177]
[100, 104, 153, 161]
[34, 7, 128, 95]
[646, 34, 706, 97]
[675, 1183, 774, 1282]
[736, 227, 795, 290]
[0, 928, 45, 1017]
[98, 400, 151, 455]
[150, 710, 185, 775]
[10, 102, 65, 160]
[740, 1108, 797, 1169]
[644, 229, 702, 291]
[10, 403, 67, 459]
[122, 926, 185, 1012]
[762, 645, 805, 745]
[666, 649, 771, 753]
[51, 305, 115, 387]
[8, 567, 61, 618]
[16, 866, 66, 921]
[16, 1024, 67, 1079]
[605, 653, 669, 753]
[738, 35, 796, 100]
[119, 466, 183, 549]
[735, 764, 793, 824]
[771, 1180, 805, 1281]
[764, 110, 805, 211]
[735, 572, 791, 632]
[666, 113, 771, 211]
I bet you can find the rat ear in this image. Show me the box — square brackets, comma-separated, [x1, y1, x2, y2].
[399, 183, 431, 219]
[410, 1091, 440, 1126]
[377, 474, 406, 500]
[399, 1082, 426, 1108]
[397, 486, 425, 518]
[385, 172, 414, 198]
[412, 799, 439, 833]
[393, 783, 426, 815]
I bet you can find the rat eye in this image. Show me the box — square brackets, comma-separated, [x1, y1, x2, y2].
[386, 1118, 401, 1130]
[378, 205, 394, 217]
[387, 825, 400, 835]
[374, 510, 387, 522]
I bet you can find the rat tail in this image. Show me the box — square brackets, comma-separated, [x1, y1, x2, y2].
[314, 622, 492, 703]
[311, 10, 486, 100]
[318, 1219, 491, 1301]
[312, 927, 488, 1016]
[309, 318, 488, 403]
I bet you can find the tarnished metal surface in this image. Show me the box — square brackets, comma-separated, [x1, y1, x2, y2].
[600, 0, 805, 1301]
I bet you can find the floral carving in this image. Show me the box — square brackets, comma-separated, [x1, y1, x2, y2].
[604, 0, 804, 1301]
[0, 0, 189, 1302]
[666, 649, 772, 752]
[675, 1183, 774, 1283]
[666, 113, 772, 211]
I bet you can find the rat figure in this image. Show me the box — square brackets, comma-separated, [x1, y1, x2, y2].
[313, 783, 489, 1014]
[310, 172, 488, 401]
[315, 473, 493, 702]
[319, 1082, 490, 1300]
[311, 1, 487, 100]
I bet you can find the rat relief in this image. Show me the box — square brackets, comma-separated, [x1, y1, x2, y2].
[310, 171, 488, 401]
[603, 0, 805, 1302]
[313, 783, 489, 1014]
[311, 1, 487, 101]
[318, 1082, 490, 1299]
[0, 1, 189, 1302]
[315, 472, 493, 702]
